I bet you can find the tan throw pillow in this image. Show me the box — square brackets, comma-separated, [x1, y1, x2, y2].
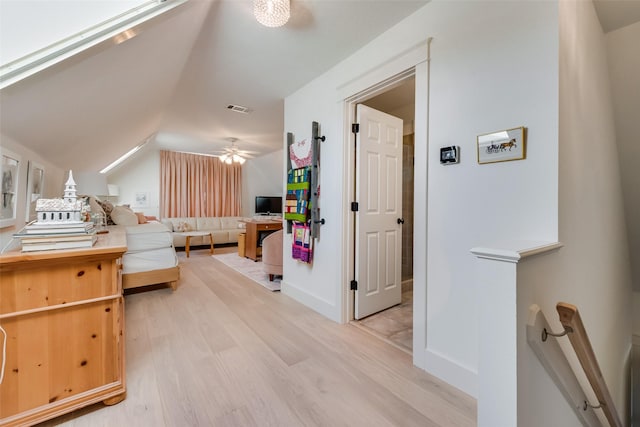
[111, 206, 139, 226]
[135, 212, 148, 224]
[176, 221, 192, 232]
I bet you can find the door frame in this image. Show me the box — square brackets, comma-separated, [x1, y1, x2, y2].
[340, 39, 431, 369]
[343, 68, 414, 321]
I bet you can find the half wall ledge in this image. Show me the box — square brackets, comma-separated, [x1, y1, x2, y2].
[470, 240, 562, 427]
[470, 241, 563, 263]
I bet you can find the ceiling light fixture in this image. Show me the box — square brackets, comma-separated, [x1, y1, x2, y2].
[219, 153, 246, 165]
[254, 0, 290, 28]
[218, 138, 247, 165]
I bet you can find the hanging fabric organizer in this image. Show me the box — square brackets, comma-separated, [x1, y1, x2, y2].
[285, 121, 325, 264]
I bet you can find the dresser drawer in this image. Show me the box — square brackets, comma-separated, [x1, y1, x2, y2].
[256, 223, 281, 231]
[0, 257, 120, 316]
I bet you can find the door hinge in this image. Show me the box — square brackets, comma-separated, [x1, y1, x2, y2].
[352, 123, 360, 134]
[351, 202, 359, 212]
[350, 280, 358, 291]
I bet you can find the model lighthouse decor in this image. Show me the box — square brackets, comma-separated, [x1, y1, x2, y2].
[14, 170, 96, 252]
[35, 170, 84, 223]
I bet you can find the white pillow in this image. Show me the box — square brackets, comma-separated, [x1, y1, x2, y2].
[111, 206, 139, 226]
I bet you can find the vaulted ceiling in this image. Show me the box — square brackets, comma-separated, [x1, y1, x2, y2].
[0, 0, 638, 174]
[0, 0, 428, 173]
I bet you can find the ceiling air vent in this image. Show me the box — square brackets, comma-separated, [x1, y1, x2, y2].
[226, 104, 251, 114]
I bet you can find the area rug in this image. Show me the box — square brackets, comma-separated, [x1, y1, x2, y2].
[212, 253, 281, 291]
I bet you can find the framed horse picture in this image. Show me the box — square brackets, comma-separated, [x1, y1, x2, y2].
[477, 126, 526, 164]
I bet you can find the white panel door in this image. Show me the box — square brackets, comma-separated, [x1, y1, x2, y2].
[355, 104, 403, 319]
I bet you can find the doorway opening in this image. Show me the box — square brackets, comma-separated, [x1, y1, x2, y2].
[349, 74, 416, 354]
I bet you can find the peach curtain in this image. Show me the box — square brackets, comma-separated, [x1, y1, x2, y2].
[160, 150, 242, 218]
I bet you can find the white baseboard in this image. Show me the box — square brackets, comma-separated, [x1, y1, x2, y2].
[281, 280, 340, 323]
[423, 348, 478, 398]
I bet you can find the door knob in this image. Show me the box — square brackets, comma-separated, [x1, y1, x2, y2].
[397, 218, 405, 225]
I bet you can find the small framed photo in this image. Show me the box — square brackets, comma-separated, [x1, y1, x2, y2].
[135, 191, 149, 207]
[477, 126, 525, 164]
[0, 148, 21, 228]
[440, 146, 460, 165]
[25, 161, 45, 223]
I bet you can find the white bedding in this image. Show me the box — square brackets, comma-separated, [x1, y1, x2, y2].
[124, 222, 173, 252]
[121, 221, 178, 274]
[122, 247, 178, 274]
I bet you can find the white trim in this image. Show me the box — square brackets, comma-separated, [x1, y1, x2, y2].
[340, 68, 418, 324]
[424, 348, 478, 397]
[281, 280, 340, 323]
[337, 40, 429, 101]
[470, 241, 563, 263]
[412, 57, 430, 371]
[340, 40, 430, 325]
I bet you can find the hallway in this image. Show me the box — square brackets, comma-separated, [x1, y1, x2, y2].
[37, 254, 473, 426]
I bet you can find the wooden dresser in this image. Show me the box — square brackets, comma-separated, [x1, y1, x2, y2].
[0, 230, 128, 426]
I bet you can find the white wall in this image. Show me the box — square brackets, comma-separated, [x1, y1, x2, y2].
[425, 2, 559, 394]
[107, 144, 284, 219]
[241, 150, 284, 217]
[107, 143, 160, 218]
[0, 134, 66, 250]
[512, 2, 634, 425]
[284, 0, 559, 396]
[606, 21, 640, 291]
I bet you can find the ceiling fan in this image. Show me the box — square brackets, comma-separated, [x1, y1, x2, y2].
[215, 138, 258, 165]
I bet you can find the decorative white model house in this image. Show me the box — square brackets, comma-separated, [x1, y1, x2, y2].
[35, 170, 84, 223]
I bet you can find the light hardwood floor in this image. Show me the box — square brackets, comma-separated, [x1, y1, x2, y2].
[38, 248, 476, 426]
[354, 281, 413, 353]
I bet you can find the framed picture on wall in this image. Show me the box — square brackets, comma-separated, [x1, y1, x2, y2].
[477, 126, 526, 164]
[0, 148, 21, 228]
[25, 161, 45, 223]
[135, 191, 149, 207]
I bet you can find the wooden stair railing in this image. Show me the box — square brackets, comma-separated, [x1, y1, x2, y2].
[556, 303, 623, 427]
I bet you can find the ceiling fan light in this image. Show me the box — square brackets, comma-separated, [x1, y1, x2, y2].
[225, 157, 233, 165]
[254, 0, 290, 28]
[219, 154, 228, 162]
[237, 156, 246, 165]
[232, 154, 242, 163]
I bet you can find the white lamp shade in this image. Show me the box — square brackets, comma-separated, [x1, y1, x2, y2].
[107, 184, 120, 197]
[75, 172, 108, 196]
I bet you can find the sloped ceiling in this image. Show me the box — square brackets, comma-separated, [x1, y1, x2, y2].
[0, 1, 211, 173]
[0, 0, 428, 172]
[593, 0, 640, 32]
[1, 0, 637, 174]
[157, 1, 429, 158]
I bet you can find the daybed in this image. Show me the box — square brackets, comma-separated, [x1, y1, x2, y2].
[116, 221, 180, 291]
[160, 216, 247, 248]
[89, 198, 180, 291]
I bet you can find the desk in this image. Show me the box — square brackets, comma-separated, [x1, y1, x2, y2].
[242, 219, 283, 261]
[181, 231, 214, 257]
